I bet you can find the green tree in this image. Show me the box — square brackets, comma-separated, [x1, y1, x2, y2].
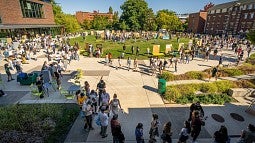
[91, 15, 110, 30]
[119, 21, 128, 30]
[120, 0, 150, 31]
[247, 31, 255, 44]
[156, 9, 182, 31]
[81, 19, 91, 30]
[142, 8, 157, 31]
[51, 0, 80, 32]
[111, 11, 120, 30]
[109, 6, 113, 14]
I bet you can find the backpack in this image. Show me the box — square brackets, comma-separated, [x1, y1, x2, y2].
[95, 115, 101, 126]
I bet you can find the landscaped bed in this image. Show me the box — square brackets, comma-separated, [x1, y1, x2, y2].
[164, 79, 255, 104]
[0, 104, 79, 143]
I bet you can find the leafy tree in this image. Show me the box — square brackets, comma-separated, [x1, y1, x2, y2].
[119, 21, 128, 30]
[109, 6, 113, 14]
[120, 0, 150, 31]
[111, 11, 120, 30]
[142, 8, 157, 31]
[156, 9, 182, 31]
[91, 15, 110, 30]
[247, 31, 255, 44]
[51, 0, 80, 32]
[81, 19, 91, 30]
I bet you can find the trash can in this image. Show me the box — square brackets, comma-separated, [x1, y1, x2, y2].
[158, 78, 166, 94]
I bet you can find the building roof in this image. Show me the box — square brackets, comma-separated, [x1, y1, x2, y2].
[0, 24, 62, 30]
[208, 0, 255, 11]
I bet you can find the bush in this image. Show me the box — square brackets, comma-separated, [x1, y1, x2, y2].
[238, 63, 255, 74]
[159, 71, 175, 81]
[220, 68, 244, 77]
[0, 104, 79, 143]
[214, 80, 235, 93]
[165, 87, 181, 101]
[185, 71, 207, 80]
[199, 83, 218, 93]
[175, 93, 232, 105]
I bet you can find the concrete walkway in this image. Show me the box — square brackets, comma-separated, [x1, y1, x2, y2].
[0, 48, 254, 143]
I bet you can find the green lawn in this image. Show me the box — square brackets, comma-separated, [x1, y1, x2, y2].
[70, 35, 190, 60]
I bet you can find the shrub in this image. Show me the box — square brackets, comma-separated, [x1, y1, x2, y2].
[214, 80, 235, 93]
[220, 68, 244, 77]
[185, 71, 207, 80]
[234, 80, 255, 88]
[176, 84, 197, 95]
[165, 87, 181, 101]
[238, 63, 255, 74]
[159, 71, 175, 81]
[199, 83, 218, 93]
[175, 93, 232, 105]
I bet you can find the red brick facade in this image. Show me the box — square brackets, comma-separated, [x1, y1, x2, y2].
[0, 0, 55, 25]
[188, 12, 207, 34]
[76, 11, 113, 23]
[205, 0, 255, 35]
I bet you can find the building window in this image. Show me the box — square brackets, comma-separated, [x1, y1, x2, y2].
[20, 0, 44, 18]
[222, 8, 227, 13]
[251, 12, 254, 19]
[243, 5, 247, 10]
[216, 9, 221, 13]
[0, 16, 2, 24]
[211, 10, 215, 14]
[244, 13, 248, 19]
[248, 4, 253, 10]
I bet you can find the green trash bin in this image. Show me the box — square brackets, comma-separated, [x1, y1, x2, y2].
[158, 78, 166, 94]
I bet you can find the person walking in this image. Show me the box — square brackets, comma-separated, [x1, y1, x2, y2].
[213, 125, 230, 143]
[4, 63, 14, 82]
[178, 121, 191, 143]
[99, 108, 109, 138]
[237, 124, 255, 143]
[149, 114, 160, 142]
[97, 78, 106, 106]
[111, 114, 125, 143]
[135, 123, 145, 143]
[190, 111, 205, 143]
[161, 121, 172, 143]
[133, 58, 138, 72]
[109, 93, 122, 115]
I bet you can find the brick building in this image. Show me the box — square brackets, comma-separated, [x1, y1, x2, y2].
[0, 0, 61, 38]
[188, 12, 208, 34]
[76, 11, 113, 23]
[205, 0, 255, 35]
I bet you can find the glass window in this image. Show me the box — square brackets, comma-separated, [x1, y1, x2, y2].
[222, 8, 227, 13]
[19, 0, 44, 18]
[243, 5, 247, 10]
[216, 9, 221, 13]
[244, 13, 248, 19]
[251, 12, 254, 19]
[0, 16, 2, 24]
[248, 4, 253, 10]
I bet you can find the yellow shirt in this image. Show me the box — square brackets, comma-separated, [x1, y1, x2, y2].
[77, 95, 87, 106]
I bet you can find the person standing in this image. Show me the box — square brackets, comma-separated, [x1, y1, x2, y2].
[127, 57, 131, 71]
[131, 46, 134, 55]
[136, 46, 140, 56]
[135, 123, 145, 143]
[4, 63, 14, 82]
[82, 100, 94, 131]
[97, 79, 106, 106]
[174, 60, 178, 73]
[116, 57, 122, 70]
[99, 108, 109, 138]
[123, 44, 126, 53]
[111, 114, 125, 143]
[133, 58, 138, 72]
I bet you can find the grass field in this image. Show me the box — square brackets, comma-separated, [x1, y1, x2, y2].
[70, 35, 190, 60]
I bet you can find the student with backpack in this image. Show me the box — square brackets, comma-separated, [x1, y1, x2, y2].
[178, 121, 191, 143]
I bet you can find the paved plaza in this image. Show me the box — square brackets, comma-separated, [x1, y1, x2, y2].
[0, 49, 255, 143]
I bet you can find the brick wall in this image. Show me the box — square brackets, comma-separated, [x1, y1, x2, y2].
[188, 12, 207, 34]
[75, 11, 113, 23]
[0, 0, 55, 25]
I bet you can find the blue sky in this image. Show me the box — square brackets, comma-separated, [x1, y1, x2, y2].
[55, 0, 232, 15]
